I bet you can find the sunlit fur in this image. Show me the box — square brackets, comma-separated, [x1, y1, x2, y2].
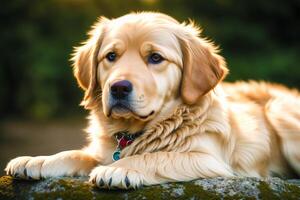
[5, 12, 300, 189]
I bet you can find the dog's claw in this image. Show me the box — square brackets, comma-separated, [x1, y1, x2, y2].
[99, 178, 104, 187]
[91, 178, 96, 184]
[24, 168, 27, 177]
[108, 177, 112, 187]
[14, 173, 19, 178]
[125, 176, 130, 188]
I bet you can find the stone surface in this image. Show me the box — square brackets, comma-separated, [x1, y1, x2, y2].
[0, 176, 300, 200]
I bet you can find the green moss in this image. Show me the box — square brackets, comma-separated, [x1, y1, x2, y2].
[281, 184, 300, 200]
[32, 178, 130, 200]
[182, 182, 255, 200]
[0, 176, 14, 199]
[0, 176, 36, 200]
[182, 182, 221, 200]
[223, 195, 256, 200]
[1, 176, 300, 200]
[258, 181, 300, 200]
[32, 179, 93, 200]
[258, 181, 280, 200]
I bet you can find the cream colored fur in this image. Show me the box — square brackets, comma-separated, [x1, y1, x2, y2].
[5, 12, 300, 189]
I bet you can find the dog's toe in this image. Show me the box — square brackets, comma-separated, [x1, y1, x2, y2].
[108, 177, 112, 187]
[89, 166, 144, 189]
[125, 176, 130, 188]
[5, 156, 32, 179]
[23, 168, 27, 177]
[99, 178, 105, 187]
[5, 156, 48, 180]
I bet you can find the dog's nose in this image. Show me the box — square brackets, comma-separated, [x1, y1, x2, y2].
[110, 80, 133, 99]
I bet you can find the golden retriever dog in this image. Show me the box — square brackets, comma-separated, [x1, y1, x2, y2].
[5, 12, 300, 189]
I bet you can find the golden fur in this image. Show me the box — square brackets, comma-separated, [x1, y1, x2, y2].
[5, 12, 300, 189]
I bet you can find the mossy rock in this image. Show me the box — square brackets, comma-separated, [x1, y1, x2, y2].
[0, 176, 300, 200]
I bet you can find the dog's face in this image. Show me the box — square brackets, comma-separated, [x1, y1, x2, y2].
[72, 12, 228, 122]
[98, 14, 183, 120]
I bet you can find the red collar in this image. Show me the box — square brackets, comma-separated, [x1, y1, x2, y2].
[112, 131, 142, 161]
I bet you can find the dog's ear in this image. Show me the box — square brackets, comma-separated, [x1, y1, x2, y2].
[72, 41, 94, 91]
[71, 17, 109, 108]
[176, 22, 228, 104]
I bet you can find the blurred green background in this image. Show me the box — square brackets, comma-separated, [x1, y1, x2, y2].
[0, 0, 299, 173]
[1, 0, 300, 120]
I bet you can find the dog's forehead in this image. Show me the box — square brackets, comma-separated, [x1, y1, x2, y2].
[102, 18, 181, 54]
[110, 12, 179, 27]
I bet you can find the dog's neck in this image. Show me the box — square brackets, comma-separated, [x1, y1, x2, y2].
[120, 86, 231, 157]
[90, 85, 230, 142]
[91, 98, 182, 137]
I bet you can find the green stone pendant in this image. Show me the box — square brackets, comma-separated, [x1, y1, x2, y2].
[112, 150, 121, 161]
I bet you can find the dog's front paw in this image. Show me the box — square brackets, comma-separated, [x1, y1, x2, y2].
[89, 166, 144, 189]
[5, 156, 47, 180]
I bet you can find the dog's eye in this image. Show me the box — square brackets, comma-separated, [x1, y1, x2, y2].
[106, 52, 117, 62]
[148, 53, 164, 64]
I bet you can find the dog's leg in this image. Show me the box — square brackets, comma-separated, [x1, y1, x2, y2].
[5, 150, 98, 180]
[265, 96, 300, 176]
[89, 152, 234, 189]
[281, 139, 300, 175]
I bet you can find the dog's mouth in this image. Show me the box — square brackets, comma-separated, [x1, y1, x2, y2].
[108, 103, 154, 120]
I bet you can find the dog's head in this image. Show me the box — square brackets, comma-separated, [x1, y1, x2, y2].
[72, 12, 228, 121]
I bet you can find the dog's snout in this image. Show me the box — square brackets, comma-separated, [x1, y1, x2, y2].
[110, 80, 133, 99]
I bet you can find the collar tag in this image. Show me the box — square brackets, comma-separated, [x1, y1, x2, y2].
[112, 149, 121, 161]
[112, 132, 138, 161]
